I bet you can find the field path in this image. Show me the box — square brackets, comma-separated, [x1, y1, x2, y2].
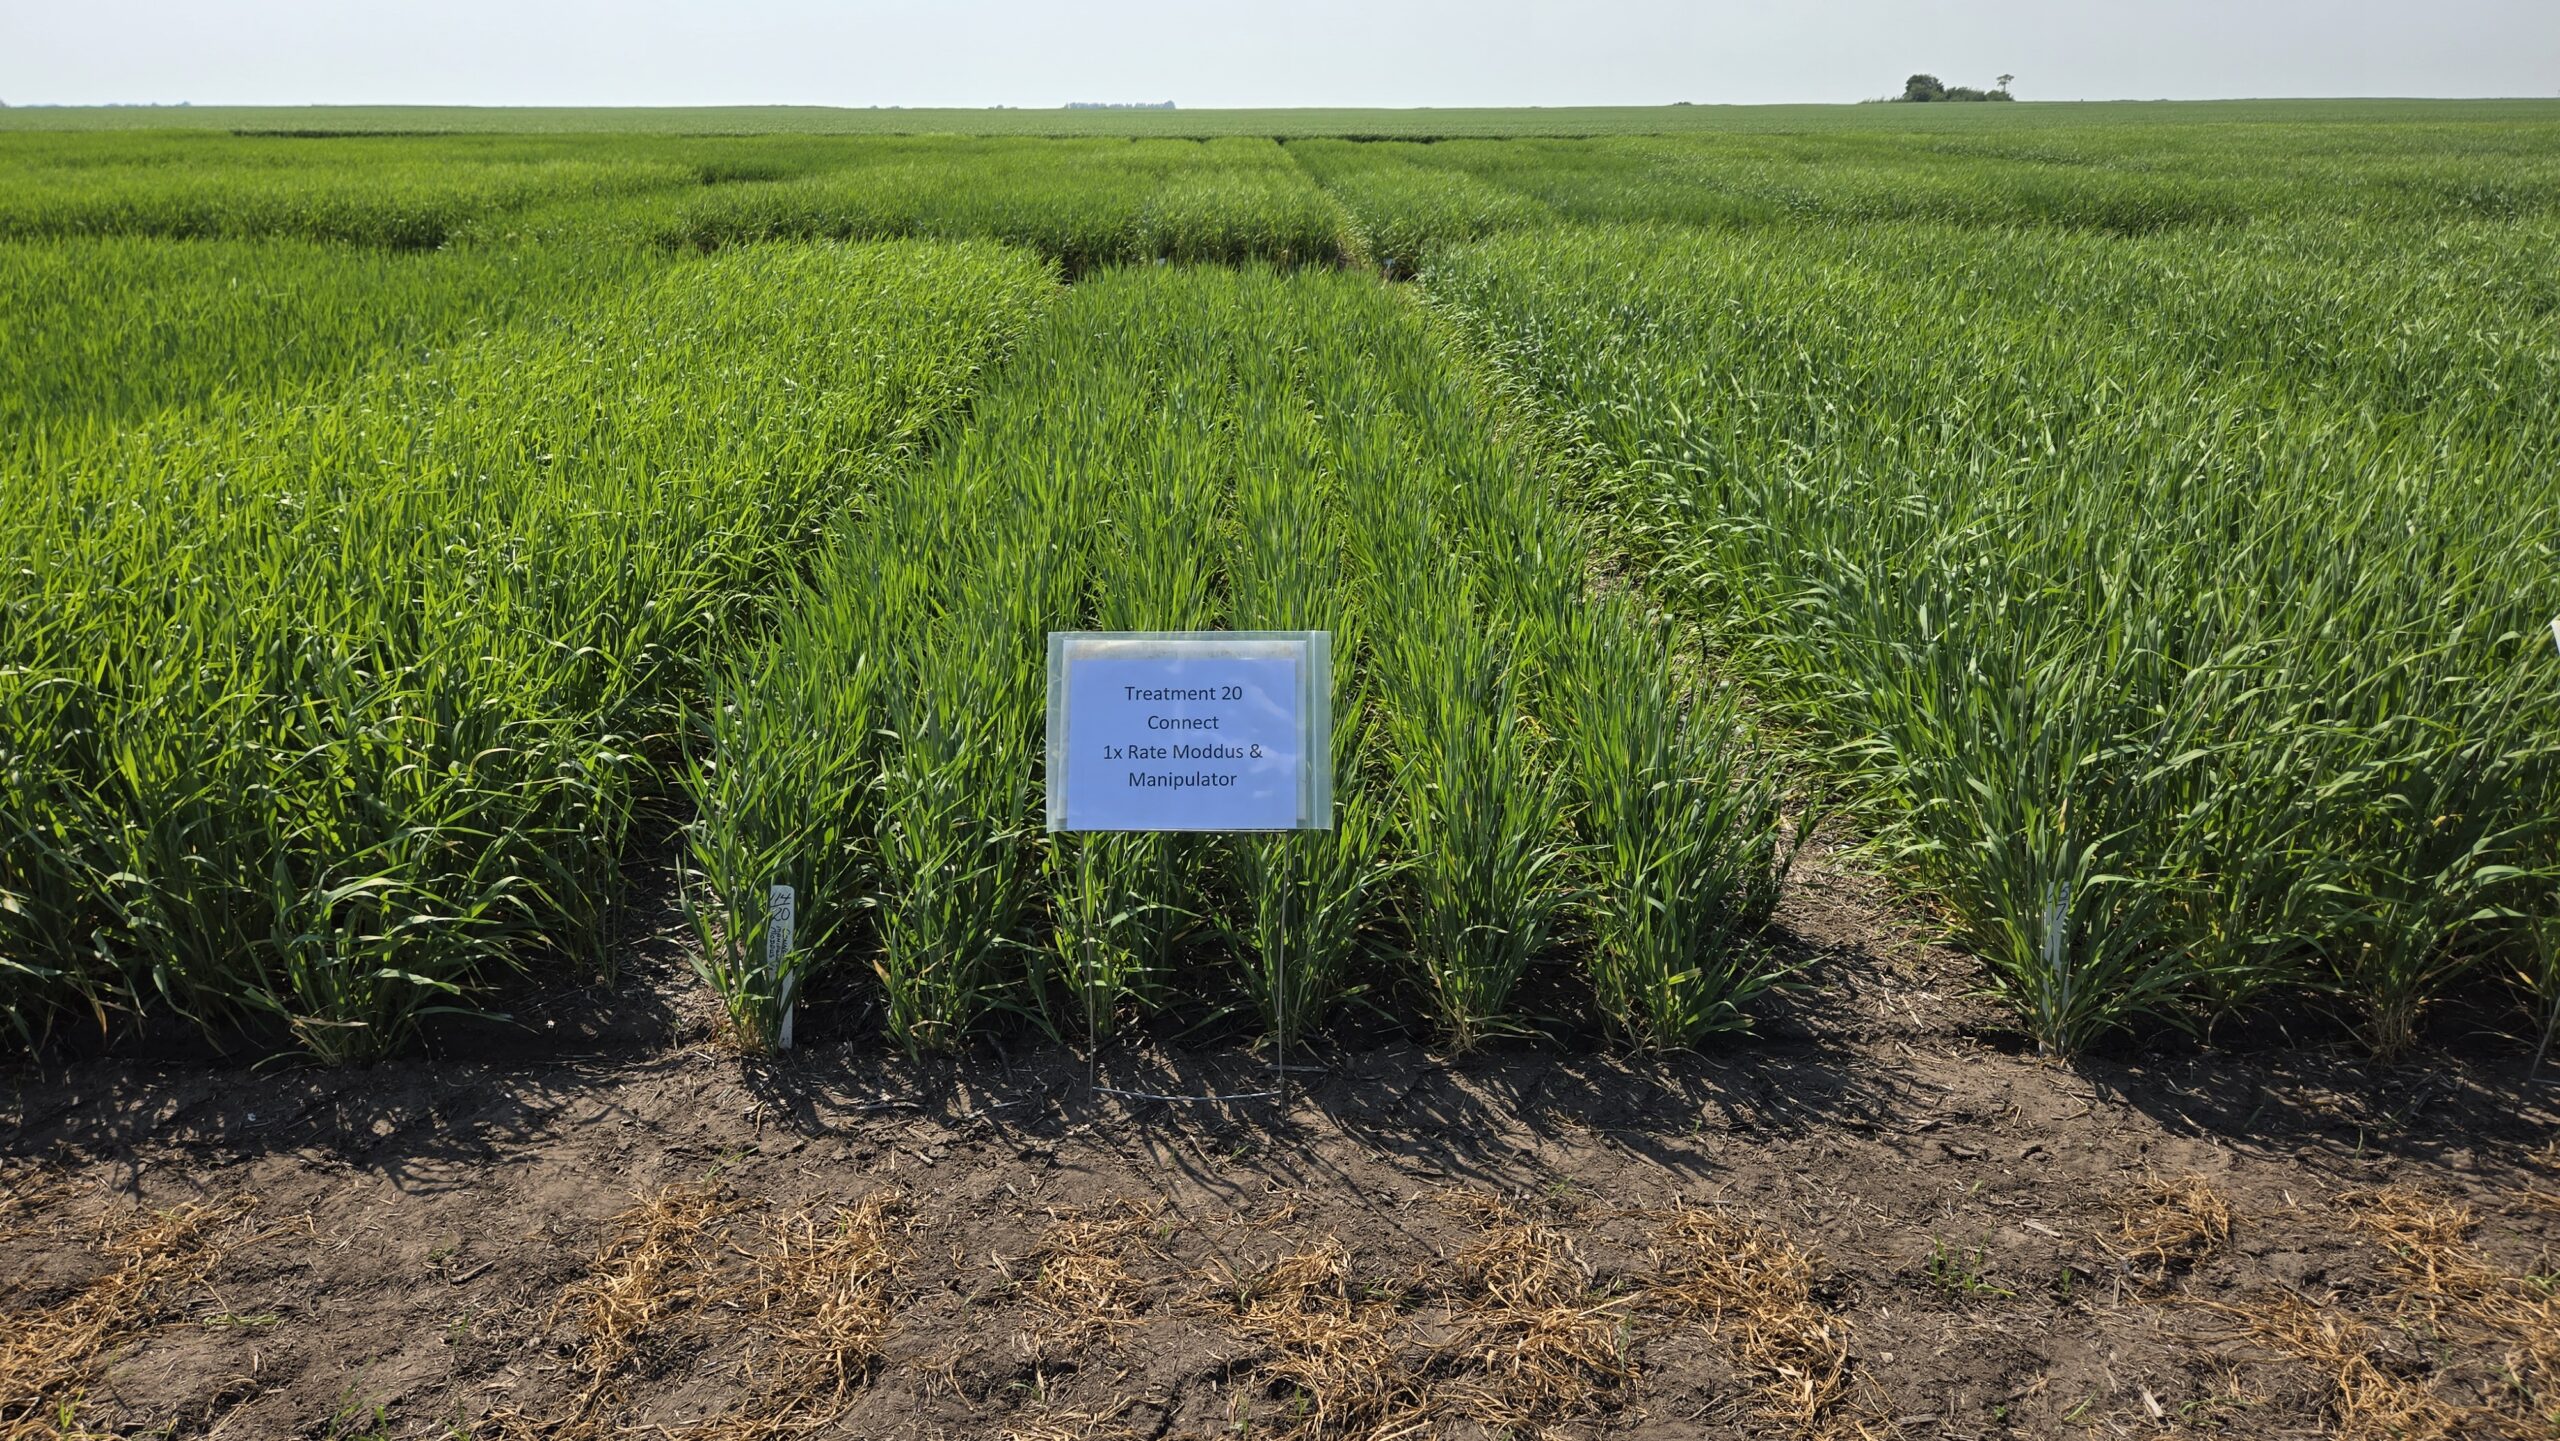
[5, 838, 2553, 1439]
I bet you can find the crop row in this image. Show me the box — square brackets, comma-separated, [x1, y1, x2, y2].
[1, 234, 665, 446]
[0, 241, 1053, 1056]
[15, 120, 2560, 271]
[0, 133, 1357, 270]
[662, 137, 1349, 272]
[685, 265, 1796, 1055]
[1427, 218, 2560, 1057]
[1285, 140, 1553, 276]
[1384, 125, 2560, 234]
[0, 133, 691, 248]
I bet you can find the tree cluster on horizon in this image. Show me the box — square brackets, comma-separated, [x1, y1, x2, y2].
[1897, 73, 2016, 102]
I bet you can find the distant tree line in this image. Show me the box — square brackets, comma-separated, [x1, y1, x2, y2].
[1896, 74, 2016, 102]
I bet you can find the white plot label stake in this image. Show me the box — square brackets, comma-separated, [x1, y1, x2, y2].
[1048, 631, 1333, 1106]
[766, 883, 797, 1051]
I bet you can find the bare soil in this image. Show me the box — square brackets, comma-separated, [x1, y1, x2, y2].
[4, 844, 2555, 1441]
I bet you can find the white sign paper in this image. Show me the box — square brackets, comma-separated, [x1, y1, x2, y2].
[1047, 631, 1331, 832]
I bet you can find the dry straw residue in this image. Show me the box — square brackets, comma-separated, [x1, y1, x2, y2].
[2221, 1184, 2559, 1440]
[1644, 1204, 1891, 1440]
[1200, 1200, 1642, 1440]
[735, 1188, 913, 1421]
[2244, 1290, 2466, 1440]
[2100, 1172, 2234, 1292]
[492, 1181, 909, 1441]
[0, 1197, 259, 1441]
[1437, 1215, 1638, 1432]
[2345, 1187, 2558, 1431]
[1199, 1193, 1881, 1440]
[1010, 1200, 1162, 1344]
[555, 1181, 758, 1423]
[1208, 1238, 1423, 1438]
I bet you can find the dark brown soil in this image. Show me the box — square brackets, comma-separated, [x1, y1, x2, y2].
[4, 845, 2555, 1441]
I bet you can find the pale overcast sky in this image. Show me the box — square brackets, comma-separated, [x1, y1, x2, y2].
[4, 0, 2556, 108]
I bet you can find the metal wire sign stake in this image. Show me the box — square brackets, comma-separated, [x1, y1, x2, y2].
[1046, 631, 1334, 1110]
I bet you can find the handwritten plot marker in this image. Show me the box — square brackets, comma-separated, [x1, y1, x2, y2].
[766, 883, 796, 1051]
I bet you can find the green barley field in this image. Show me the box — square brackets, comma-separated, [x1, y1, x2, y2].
[3, 102, 2555, 1064]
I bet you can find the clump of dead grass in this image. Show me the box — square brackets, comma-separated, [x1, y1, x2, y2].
[491, 1182, 910, 1441]
[1010, 1200, 1162, 1345]
[2216, 1184, 2560, 1440]
[1200, 1199, 1644, 1441]
[2244, 1290, 2467, 1440]
[738, 1188, 912, 1417]
[1206, 1238, 1422, 1439]
[2101, 1172, 2234, 1292]
[2345, 1188, 2560, 1426]
[1199, 1193, 1888, 1441]
[0, 1197, 259, 1441]
[556, 1181, 758, 1421]
[1437, 1214, 1638, 1433]
[1644, 1203, 1890, 1441]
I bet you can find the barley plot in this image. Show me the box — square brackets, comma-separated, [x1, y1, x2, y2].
[683, 266, 1795, 1055]
[1430, 218, 2560, 1055]
[0, 240, 1052, 1054]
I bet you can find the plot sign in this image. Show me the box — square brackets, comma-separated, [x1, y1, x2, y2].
[1047, 631, 1332, 832]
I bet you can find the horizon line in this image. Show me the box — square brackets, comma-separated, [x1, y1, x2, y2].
[10, 95, 2558, 111]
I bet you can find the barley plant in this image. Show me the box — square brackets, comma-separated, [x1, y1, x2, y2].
[681, 562, 908, 1051]
[669, 136, 1348, 273]
[1218, 403, 1392, 1044]
[0, 233, 660, 447]
[1373, 575, 1571, 1050]
[1550, 601, 1798, 1049]
[867, 599, 1051, 1052]
[0, 131, 686, 247]
[1388, 121, 2560, 234]
[2524, 913, 2560, 1079]
[1034, 365, 1231, 1038]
